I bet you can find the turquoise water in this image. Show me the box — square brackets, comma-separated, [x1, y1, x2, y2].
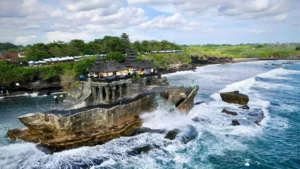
[0, 61, 299, 169]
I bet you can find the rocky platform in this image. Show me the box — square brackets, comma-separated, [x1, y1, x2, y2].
[220, 91, 264, 126]
[8, 87, 199, 152]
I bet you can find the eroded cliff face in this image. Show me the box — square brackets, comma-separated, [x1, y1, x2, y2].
[8, 87, 199, 152]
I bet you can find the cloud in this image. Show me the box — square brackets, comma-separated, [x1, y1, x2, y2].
[250, 29, 270, 34]
[139, 13, 198, 30]
[128, 0, 295, 21]
[46, 31, 93, 43]
[64, 0, 122, 11]
[14, 35, 37, 45]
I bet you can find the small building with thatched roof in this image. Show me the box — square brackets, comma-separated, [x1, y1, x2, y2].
[124, 49, 155, 75]
[89, 57, 128, 78]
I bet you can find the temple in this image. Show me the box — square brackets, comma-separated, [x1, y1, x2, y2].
[65, 49, 165, 108]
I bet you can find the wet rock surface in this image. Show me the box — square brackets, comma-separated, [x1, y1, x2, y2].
[239, 105, 250, 110]
[222, 109, 238, 116]
[164, 129, 181, 140]
[7, 87, 199, 152]
[220, 91, 249, 105]
[231, 120, 241, 126]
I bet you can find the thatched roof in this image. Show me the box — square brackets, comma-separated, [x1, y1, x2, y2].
[90, 57, 127, 73]
[137, 60, 154, 69]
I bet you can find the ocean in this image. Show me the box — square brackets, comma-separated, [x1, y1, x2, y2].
[0, 60, 299, 169]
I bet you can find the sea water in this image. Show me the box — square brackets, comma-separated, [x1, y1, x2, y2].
[0, 61, 299, 169]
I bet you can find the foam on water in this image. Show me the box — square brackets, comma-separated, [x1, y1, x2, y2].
[0, 62, 299, 169]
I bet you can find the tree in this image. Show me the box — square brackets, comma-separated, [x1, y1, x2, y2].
[296, 46, 300, 51]
[70, 39, 85, 55]
[25, 43, 49, 61]
[120, 33, 131, 49]
[105, 52, 125, 63]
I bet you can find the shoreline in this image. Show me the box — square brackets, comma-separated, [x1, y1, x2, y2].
[1, 58, 299, 99]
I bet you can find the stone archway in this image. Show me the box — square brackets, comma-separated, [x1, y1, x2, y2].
[115, 85, 120, 99]
[95, 87, 100, 100]
[102, 87, 106, 102]
[122, 84, 127, 96]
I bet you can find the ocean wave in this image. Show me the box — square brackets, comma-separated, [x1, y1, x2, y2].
[257, 68, 300, 80]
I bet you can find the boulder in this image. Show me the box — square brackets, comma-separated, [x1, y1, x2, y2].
[247, 110, 265, 125]
[239, 105, 250, 110]
[195, 101, 205, 105]
[133, 127, 166, 135]
[164, 129, 181, 140]
[231, 120, 241, 126]
[177, 125, 198, 144]
[220, 91, 249, 105]
[222, 109, 238, 116]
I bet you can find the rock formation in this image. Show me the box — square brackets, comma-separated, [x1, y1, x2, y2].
[220, 91, 249, 105]
[8, 87, 199, 152]
[222, 109, 238, 116]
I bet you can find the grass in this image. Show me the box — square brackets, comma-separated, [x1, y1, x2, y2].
[184, 44, 300, 58]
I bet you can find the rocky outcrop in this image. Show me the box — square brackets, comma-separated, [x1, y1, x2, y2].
[159, 63, 195, 74]
[191, 56, 233, 65]
[222, 109, 238, 116]
[239, 105, 250, 110]
[8, 87, 199, 152]
[231, 120, 241, 126]
[220, 91, 249, 105]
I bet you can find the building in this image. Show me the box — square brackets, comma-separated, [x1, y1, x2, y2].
[89, 56, 128, 78]
[124, 48, 155, 75]
[0, 53, 20, 63]
[73, 49, 160, 106]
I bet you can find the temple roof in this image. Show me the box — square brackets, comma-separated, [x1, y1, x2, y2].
[137, 60, 154, 69]
[90, 57, 127, 73]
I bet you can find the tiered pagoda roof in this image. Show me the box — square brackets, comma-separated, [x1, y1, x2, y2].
[90, 56, 127, 73]
[124, 49, 154, 69]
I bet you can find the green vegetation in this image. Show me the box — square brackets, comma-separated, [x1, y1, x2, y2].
[0, 43, 23, 54]
[140, 53, 191, 68]
[7, 33, 181, 61]
[184, 44, 300, 58]
[0, 57, 96, 87]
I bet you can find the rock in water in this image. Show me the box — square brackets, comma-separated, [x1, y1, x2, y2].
[220, 91, 249, 105]
[164, 129, 181, 140]
[177, 125, 198, 144]
[231, 120, 241, 126]
[194, 101, 205, 105]
[133, 127, 166, 135]
[239, 105, 250, 110]
[222, 109, 238, 116]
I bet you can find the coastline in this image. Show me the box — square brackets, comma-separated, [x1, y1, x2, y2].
[1, 57, 299, 98]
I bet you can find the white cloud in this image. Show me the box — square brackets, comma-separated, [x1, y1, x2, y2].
[65, 0, 122, 11]
[274, 13, 288, 21]
[250, 29, 269, 34]
[139, 13, 197, 30]
[14, 35, 37, 45]
[46, 31, 93, 43]
[128, 0, 295, 21]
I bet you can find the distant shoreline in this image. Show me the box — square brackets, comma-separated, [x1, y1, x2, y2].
[1, 58, 299, 99]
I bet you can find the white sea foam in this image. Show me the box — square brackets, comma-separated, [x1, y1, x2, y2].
[0, 63, 297, 169]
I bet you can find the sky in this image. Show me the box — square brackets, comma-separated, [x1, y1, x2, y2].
[0, 0, 299, 45]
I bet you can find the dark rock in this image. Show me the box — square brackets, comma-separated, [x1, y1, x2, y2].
[177, 125, 198, 144]
[195, 101, 205, 105]
[231, 120, 240, 126]
[36, 144, 52, 155]
[192, 117, 201, 122]
[239, 105, 250, 110]
[192, 117, 211, 123]
[247, 110, 265, 125]
[220, 91, 249, 105]
[127, 144, 159, 156]
[222, 109, 238, 116]
[133, 127, 166, 135]
[164, 129, 181, 140]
